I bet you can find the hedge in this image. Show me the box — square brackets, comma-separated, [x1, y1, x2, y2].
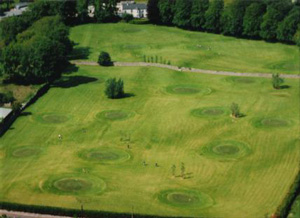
[0, 201, 182, 218]
[275, 170, 300, 218]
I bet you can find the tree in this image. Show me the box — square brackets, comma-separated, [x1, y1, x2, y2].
[12, 102, 22, 113]
[190, 0, 209, 30]
[77, 0, 89, 23]
[221, 0, 251, 36]
[180, 162, 185, 178]
[105, 78, 125, 99]
[158, 0, 175, 25]
[293, 24, 300, 47]
[95, 0, 118, 23]
[2, 16, 72, 84]
[122, 13, 134, 23]
[277, 6, 300, 43]
[0, 92, 15, 105]
[260, 0, 293, 41]
[231, 102, 241, 118]
[98, 51, 112, 66]
[272, 73, 284, 89]
[147, 0, 160, 24]
[242, 2, 266, 38]
[204, 0, 224, 33]
[173, 0, 192, 29]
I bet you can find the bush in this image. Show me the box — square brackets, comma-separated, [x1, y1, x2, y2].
[0, 92, 15, 105]
[105, 78, 124, 99]
[231, 102, 241, 118]
[122, 13, 134, 23]
[98, 51, 112, 66]
[272, 73, 284, 89]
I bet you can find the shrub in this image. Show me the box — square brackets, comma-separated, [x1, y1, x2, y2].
[0, 92, 15, 105]
[105, 78, 124, 99]
[12, 102, 22, 113]
[231, 102, 241, 118]
[98, 51, 112, 66]
[122, 13, 134, 23]
[272, 73, 284, 89]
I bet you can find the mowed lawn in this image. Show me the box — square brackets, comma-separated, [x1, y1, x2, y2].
[70, 23, 299, 74]
[1, 65, 299, 217]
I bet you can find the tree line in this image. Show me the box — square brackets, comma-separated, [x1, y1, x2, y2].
[1, 15, 73, 84]
[0, 0, 128, 84]
[147, 0, 300, 46]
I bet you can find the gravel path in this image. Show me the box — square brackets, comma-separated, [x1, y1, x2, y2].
[0, 210, 71, 218]
[71, 61, 300, 79]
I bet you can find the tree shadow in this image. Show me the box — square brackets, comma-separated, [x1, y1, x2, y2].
[238, 113, 247, 118]
[20, 112, 32, 116]
[62, 63, 79, 75]
[123, 93, 135, 98]
[280, 85, 291, 89]
[68, 46, 91, 60]
[52, 76, 98, 88]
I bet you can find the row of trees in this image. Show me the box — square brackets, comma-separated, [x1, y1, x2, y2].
[1, 16, 73, 84]
[147, 0, 300, 45]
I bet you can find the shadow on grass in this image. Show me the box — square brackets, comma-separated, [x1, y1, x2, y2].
[280, 85, 291, 89]
[68, 46, 91, 60]
[52, 76, 98, 88]
[62, 64, 79, 75]
[20, 112, 32, 116]
[123, 93, 135, 98]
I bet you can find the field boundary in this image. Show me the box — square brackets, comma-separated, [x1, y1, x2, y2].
[0, 202, 182, 218]
[70, 61, 300, 79]
[275, 170, 300, 218]
[0, 83, 49, 136]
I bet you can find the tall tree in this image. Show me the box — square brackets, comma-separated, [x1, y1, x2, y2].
[242, 2, 266, 38]
[204, 0, 224, 33]
[95, 0, 118, 22]
[277, 6, 300, 43]
[190, 0, 209, 30]
[158, 0, 175, 25]
[147, 0, 160, 24]
[293, 24, 300, 47]
[172, 0, 192, 29]
[77, 0, 89, 23]
[260, 0, 293, 41]
[221, 0, 251, 36]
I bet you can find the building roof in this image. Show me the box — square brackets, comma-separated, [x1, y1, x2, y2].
[0, 108, 12, 119]
[122, 3, 147, 10]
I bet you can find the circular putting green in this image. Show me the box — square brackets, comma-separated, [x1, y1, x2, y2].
[226, 77, 255, 84]
[253, 117, 291, 129]
[199, 140, 252, 161]
[42, 174, 106, 195]
[34, 113, 70, 124]
[12, 147, 42, 158]
[191, 107, 229, 118]
[96, 110, 135, 121]
[166, 85, 211, 95]
[54, 178, 92, 192]
[158, 189, 214, 208]
[79, 147, 131, 164]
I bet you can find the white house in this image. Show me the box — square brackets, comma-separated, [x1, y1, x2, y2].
[117, 1, 147, 18]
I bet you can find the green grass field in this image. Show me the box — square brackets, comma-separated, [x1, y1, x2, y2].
[1, 64, 299, 217]
[70, 23, 299, 74]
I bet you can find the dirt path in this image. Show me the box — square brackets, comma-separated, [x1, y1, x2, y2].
[70, 61, 300, 79]
[0, 210, 71, 218]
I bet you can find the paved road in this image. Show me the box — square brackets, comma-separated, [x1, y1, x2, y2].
[71, 61, 300, 79]
[0, 210, 71, 218]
